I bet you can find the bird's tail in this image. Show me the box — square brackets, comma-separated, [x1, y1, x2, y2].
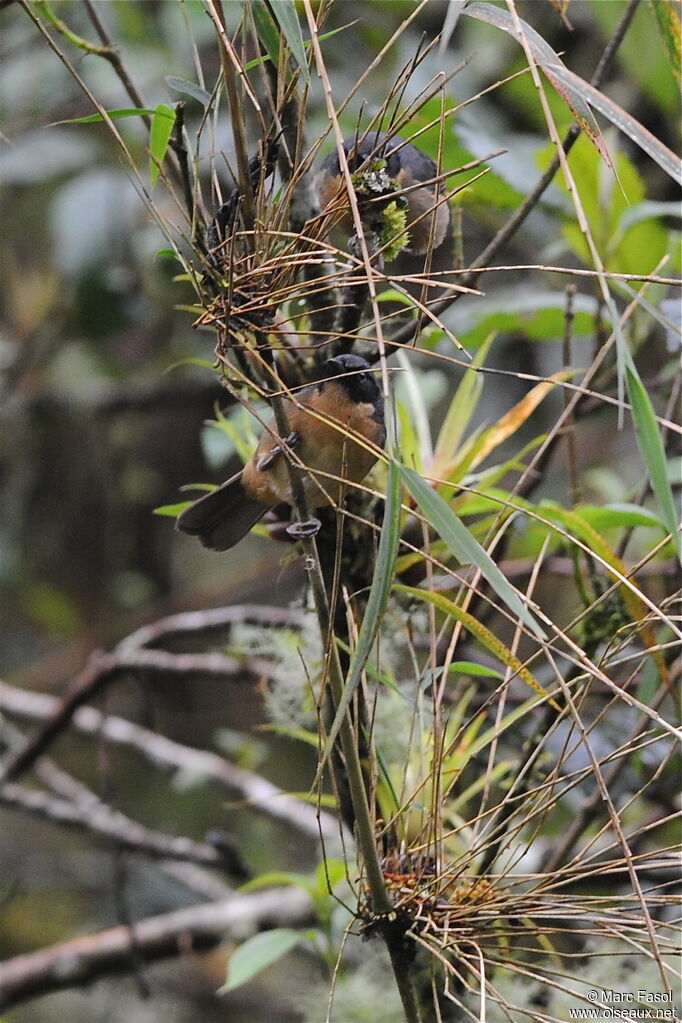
[175, 471, 269, 551]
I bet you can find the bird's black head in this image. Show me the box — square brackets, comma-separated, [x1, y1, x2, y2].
[325, 354, 382, 409]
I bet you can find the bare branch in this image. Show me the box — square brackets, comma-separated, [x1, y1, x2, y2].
[0, 887, 314, 1011]
[115, 603, 304, 653]
[0, 782, 244, 872]
[0, 646, 246, 785]
[0, 680, 340, 843]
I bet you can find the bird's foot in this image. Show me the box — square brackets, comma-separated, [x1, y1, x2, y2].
[286, 517, 322, 540]
[257, 431, 301, 472]
[282, 430, 301, 450]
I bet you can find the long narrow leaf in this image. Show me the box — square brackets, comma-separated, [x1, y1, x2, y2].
[268, 0, 309, 78]
[252, 0, 280, 66]
[399, 465, 546, 639]
[438, 0, 468, 58]
[649, 0, 681, 85]
[52, 108, 165, 125]
[433, 333, 495, 473]
[149, 104, 176, 186]
[397, 350, 434, 467]
[463, 3, 611, 168]
[625, 362, 681, 558]
[243, 22, 355, 71]
[560, 69, 681, 184]
[470, 373, 568, 470]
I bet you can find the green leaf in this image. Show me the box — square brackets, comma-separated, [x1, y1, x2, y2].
[52, 107, 164, 126]
[443, 661, 504, 679]
[577, 503, 667, 533]
[452, 692, 550, 773]
[448, 760, 513, 811]
[591, 1, 678, 116]
[619, 199, 682, 232]
[207, 404, 264, 465]
[252, 0, 280, 65]
[376, 289, 419, 307]
[404, 98, 523, 210]
[239, 871, 310, 894]
[625, 362, 681, 557]
[316, 459, 402, 779]
[447, 287, 599, 347]
[566, 71, 680, 185]
[399, 465, 546, 639]
[268, 0, 308, 78]
[463, 2, 611, 169]
[420, 661, 503, 688]
[314, 857, 347, 895]
[556, 136, 669, 275]
[155, 248, 182, 262]
[219, 929, 302, 994]
[165, 76, 212, 107]
[153, 502, 192, 517]
[396, 351, 442, 469]
[243, 21, 354, 71]
[433, 333, 495, 472]
[397, 400, 421, 474]
[259, 723, 320, 748]
[149, 103, 176, 186]
[465, 2, 681, 184]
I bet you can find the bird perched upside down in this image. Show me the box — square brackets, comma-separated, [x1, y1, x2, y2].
[314, 130, 451, 257]
[176, 354, 385, 551]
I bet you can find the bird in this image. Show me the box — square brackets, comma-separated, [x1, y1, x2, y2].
[176, 354, 385, 551]
[314, 130, 451, 257]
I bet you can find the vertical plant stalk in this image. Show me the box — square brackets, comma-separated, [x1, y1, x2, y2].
[207, 0, 257, 225]
[562, 283, 580, 505]
[267, 388, 422, 1023]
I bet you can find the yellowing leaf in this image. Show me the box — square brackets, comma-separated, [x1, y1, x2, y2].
[471, 373, 567, 469]
[649, 0, 681, 84]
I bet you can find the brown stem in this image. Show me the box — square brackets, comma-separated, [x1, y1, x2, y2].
[82, 0, 150, 127]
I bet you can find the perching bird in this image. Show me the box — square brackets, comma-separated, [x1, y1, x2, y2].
[314, 130, 451, 256]
[176, 354, 385, 551]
